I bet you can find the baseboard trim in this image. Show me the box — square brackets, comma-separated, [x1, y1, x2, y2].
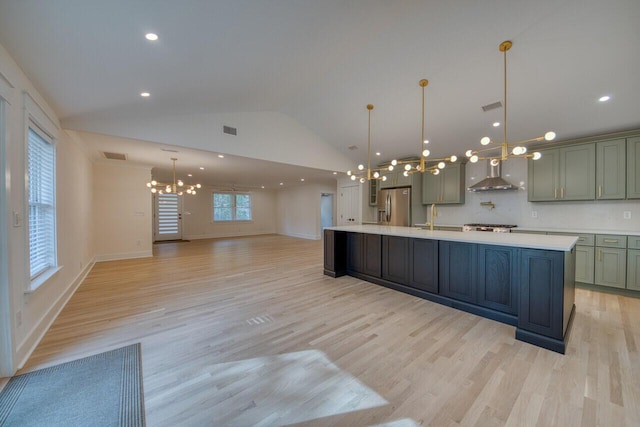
[15, 257, 96, 371]
[95, 250, 152, 262]
[278, 232, 321, 240]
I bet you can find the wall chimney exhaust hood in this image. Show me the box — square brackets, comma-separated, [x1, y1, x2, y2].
[467, 160, 518, 192]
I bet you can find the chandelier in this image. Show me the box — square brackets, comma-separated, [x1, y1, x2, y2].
[146, 157, 201, 195]
[347, 79, 458, 183]
[464, 40, 556, 165]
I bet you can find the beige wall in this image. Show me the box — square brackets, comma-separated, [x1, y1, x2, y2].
[93, 162, 152, 260]
[182, 187, 277, 239]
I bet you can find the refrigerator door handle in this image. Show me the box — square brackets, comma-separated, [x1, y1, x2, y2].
[386, 193, 391, 222]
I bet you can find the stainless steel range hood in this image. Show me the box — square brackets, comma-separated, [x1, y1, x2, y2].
[467, 160, 518, 192]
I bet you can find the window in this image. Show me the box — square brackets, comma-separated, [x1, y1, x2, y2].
[28, 125, 56, 280]
[213, 192, 252, 221]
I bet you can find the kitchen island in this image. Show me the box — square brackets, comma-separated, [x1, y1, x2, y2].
[324, 225, 578, 353]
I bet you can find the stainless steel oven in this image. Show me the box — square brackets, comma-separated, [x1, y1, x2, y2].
[462, 223, 517, 233]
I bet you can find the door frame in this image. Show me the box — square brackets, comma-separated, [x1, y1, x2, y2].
[320, 192, 334, 232]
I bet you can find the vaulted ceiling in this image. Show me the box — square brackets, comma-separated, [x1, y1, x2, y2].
[1, 0, 638, 188]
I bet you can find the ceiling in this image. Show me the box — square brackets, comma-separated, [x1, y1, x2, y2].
[1, 0, 639, 187]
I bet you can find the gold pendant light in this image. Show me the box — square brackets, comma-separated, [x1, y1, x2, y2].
[146, 157, 201, 196]
[465, 40, 556, 164]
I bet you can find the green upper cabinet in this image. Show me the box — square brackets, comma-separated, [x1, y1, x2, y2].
[596, 138, 626, 200]
[627, 136, 640, 199]
[369, 179, 378, 206]
[422, 163, 465, 204]
[528, 143, 595, 201]
[379, 170, 412, 189]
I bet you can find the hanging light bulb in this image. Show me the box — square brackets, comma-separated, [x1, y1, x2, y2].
[146, 158, 201, 196]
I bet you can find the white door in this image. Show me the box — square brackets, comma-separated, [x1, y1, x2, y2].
[154, 193, 183, 241]
[339, 185, 360, 225]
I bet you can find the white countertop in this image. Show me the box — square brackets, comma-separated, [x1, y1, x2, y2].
[326, 224, 578, 251]
[514, 227, 640, 236]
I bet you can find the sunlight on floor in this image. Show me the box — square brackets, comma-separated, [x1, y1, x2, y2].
[208, 349, 388, 425]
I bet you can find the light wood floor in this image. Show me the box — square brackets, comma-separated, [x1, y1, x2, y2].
[9, 235, 640, 426]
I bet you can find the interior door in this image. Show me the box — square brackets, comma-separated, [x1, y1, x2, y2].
[339, 185, 360, 225]
[154, 193, 183, 241]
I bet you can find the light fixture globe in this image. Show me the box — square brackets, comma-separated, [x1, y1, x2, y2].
[545, 131, 556, 141]
[450, 155, 458, 163]
[422, 149, 430, 157]
[404, 164, 412, 171]
[465, 150, 474, 157]
[532, 152, 542, 160]
[481, 137, 491, 146]
[470, 155, 479, 163]
[391, 159, 398, 166]
[388, 165, 394, 171]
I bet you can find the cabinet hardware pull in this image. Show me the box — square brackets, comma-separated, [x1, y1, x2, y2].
[603, 239, 618, 243]
[561, 187, 564, 198]
[598, 185, 602, 198]
[554, 188, 558, 199]
[578, 238, 585, 242]
[597, 249, 601, 262]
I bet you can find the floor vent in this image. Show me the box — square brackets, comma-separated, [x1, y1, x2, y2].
[481, 101, 502, 112]
[223, 125, 237, 136]
[102, 151, 127, 160]
[246, 315, 274, 325]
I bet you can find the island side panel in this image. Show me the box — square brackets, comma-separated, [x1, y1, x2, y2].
[323, 229, 347, 277]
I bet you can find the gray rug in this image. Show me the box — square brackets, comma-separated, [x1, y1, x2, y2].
[0, 343, 145, 426]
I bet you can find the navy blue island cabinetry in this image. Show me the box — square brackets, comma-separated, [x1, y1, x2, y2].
[323, 226, 577, 354]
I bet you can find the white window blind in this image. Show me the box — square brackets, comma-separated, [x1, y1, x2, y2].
[28, 126, 56, 279]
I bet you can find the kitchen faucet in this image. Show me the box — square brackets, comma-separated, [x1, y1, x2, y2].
[426, 203, 437, 231]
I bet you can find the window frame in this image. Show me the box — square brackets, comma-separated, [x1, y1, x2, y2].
[212, 191, 253, 222]
[27, 121, 58, 286]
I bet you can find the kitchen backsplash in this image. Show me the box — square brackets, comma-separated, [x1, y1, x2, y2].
[433, 158, 639, 231]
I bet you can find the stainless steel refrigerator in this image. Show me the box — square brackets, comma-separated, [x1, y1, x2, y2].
[377, 187, 411, 226]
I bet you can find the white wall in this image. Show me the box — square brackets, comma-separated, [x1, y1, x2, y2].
[63, 110, 353, 174]
[276, 183, 337, 240]
[418, 158, 640, 232]
[0, 41, 97, 373]
[93, 162, 153, 260]
[182, 187, 277, 239]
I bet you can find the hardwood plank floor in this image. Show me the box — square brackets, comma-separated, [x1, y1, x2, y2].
[10, 235, 640, 426]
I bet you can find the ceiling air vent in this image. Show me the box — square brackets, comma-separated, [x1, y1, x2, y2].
[347, 145, 358, 150]
[223, 125, 237, 136]
[481, 101, 502, 112]
[102, 152, 127, 161]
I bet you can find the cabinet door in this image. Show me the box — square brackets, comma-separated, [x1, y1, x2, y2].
[347, 232, 363, 273]
[595, 247, 626, 288]
[382, 235, 409, 285]
[628, 249, 640, 291]
[575, 245, 595, 284]
[369, 179, 379, 206]
[477, 245, 518, 314]
[363, 234, 382, 278]
[560, 144, 595, 200]
[395, 171, 412, 187]
[528, 149, 559, 201]
[518, 249, 565, 339]
[379, 171, 395, 189]
[627, 136, 640, 199]
[421, 172, 440, 204]
[439, 241, 476, 303]
[408, 238, 438, 293]
[440, 163, 465, 204]
[596, 139, 626, 200]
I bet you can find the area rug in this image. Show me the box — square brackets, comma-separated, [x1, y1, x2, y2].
[0, 343, 145, 426]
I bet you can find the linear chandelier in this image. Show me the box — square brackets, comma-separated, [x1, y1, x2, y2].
[464, 40, 556, 165]
[146, 157, 201, 195]
[347, 79, 458, 183]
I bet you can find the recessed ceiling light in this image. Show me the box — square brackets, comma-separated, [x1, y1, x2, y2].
[599, 95, 611, 102]
[218, 154, 224, 158]
[199, 167, 204, 170]
[261, 185, 265, 189]
[493, 122, 500, 127]
[376, 152, 381, 156]
[187, 173, 192, 177]
[332, 172, 337, 175]
[300, 178, 305, 182]
[279, 182, 284, 186]
[423, 140, 429, 144]
[145, 33, 158, 41]
[140, 92, 150, 97]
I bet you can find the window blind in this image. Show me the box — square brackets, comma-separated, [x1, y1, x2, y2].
[28, 127, 56, 279]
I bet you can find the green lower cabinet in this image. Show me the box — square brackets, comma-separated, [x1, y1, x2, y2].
[594, 247, 627, 288]
[575, 245, 595, 284]
[627, 249, 640, 291]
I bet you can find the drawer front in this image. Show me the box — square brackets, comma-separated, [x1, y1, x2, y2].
[548, 232, 594, 246]
[628, 236, 640, 249]
[596, 234, 627, 248]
